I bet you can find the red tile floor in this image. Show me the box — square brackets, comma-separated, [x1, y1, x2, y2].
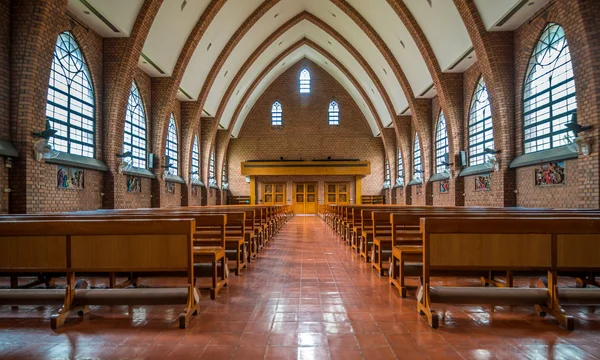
[1, 215, 600, 359]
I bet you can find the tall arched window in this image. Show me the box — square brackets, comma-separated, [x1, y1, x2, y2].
[271, 101, 282, 126]
[435, 112, 449, 174]
[413, 133, 422, 178]
[328, 101, 339, 125]
[222, 157, 228, 187]
[299, 69, 311, 93]
[397, 148, 404, 181]
[191, 135, 200, 182]
[468, 78, 494, 166]
[165, 115, 178, 176]
[46, 32, 95, 158]
[209, 150, 215, 181]
[123, 82, 147, 168]
[523, 23, 576, 154]
[385, 160, 390, 182]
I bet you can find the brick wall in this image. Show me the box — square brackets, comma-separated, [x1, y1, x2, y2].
[227, 59, 385, 199]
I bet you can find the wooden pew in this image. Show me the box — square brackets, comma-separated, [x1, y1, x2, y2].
[417, 217, 600, 330]
[0, 218, 200, 329]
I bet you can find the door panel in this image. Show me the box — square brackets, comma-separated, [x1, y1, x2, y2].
[263, 183, 286, 205]
[293, 182, 317, 214]
[325, 182, 350, 205]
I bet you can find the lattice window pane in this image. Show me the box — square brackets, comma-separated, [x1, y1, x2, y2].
[468, 78, 494, 166]
[299, 69, 311, 94]
[209, 150, 215, 180]
[328, 101, 339, 125]
[123, 82, 147, 168]
[191, 136, 200, 181]
[397, 148, 403, 179]
[165, 115, 178, 175]
[271, 101, 282, 126]
[523, 23, 576, 153]
[46, 32, 95, 157]
[435, 112, 449, 174]
[385, 160, 390, 181]
[413, 133, 422, 177]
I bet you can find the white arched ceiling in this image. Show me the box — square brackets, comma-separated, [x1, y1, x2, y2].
[67, 0, 144, 37]
[475, 0, 550, 31]
[220, 21, 391, 133]
[138, 0, 210, 77]
[401, 0, 474, 73]
[345, 0, 433, 97]
[178, 0, 264, 106]
[205, 0, 407, 118]
[231, 45, 380, 137]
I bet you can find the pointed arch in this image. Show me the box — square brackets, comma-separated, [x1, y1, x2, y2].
[166, 115, 179, 176]
[523, 23, 577, 154]
[123, 81, 147, 169]
[468, 77, 494, 166]
[299, 68, 311, 93]
[328, 101, 340, 125]
[46, 31, 95, 158]
[435, 112, 449, 174]
[271, 101, 282, 126]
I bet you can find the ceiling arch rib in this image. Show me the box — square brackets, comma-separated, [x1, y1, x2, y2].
[201, 0, 407, 120]
[218, 19, 391, 134]
[229, 39, 383, 138]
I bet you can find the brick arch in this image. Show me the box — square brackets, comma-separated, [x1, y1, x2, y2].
[204, 13, 401, 184]
[218, 39, 392, 185]
[385, 0, 464, 175]
[149, 0, 226, 176]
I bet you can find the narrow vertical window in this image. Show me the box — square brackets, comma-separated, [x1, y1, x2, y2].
[46, 32, 95, 157]
[413, 133, 422, 178]
[209, 150, 215, 181]
[221, 156, 229, 190]
[435, 112, 449, 174]
[123, 82, 147, 168]
[271, 101, 282, 126]
[397, 148, 404, 181]
[191, 135, 200, 182]
[468, 78, 494, 166]
[299, 69, 311, 93]
[165, 115, 178, 175]
[523, 23, 576, 153]
[328, 101, 339, 125]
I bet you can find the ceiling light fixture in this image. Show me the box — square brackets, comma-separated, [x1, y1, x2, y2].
[274, 13, 279, 18]
[83, 10, 90, 15]
[331, 12, 336, 18]
[400, 40, 405, 49]
[207, 43, 212, 51]
[181, 0, 187, 11]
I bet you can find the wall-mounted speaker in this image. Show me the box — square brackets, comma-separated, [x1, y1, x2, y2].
[459, 151, 467, 167]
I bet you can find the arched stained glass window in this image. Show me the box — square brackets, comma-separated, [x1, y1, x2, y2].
[46, 31, 95, 158]
[271, 101, 282, 126]
[299, 69, 311, 93]
[523, 23, 576, 154]
[468, 78, 494, 166]
[123, 82, 147, 168]
[209, 150, 215, 181]
[165, 115, 178, 176]
[413, 133, 422, 178]
[191, 135, 200, 182]
[435, 112, 449, 174]
[397, 148, 404, 180]
[328, 101, 339, 125]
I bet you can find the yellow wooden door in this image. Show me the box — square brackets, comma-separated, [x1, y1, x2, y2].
[293, 183, 317, 214]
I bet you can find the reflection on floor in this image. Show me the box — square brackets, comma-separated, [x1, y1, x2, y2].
[0, 216, 599, 359]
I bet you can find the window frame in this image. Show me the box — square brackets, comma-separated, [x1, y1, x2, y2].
[165, 115, 179, 176]
[209, 150, 215, 181]
[123, 82, 147, 169]
[46, 31, 96, 158]
[271, 101, 282, 126]
[435, 112, 449, 174]
[191, 135, 200, 182]
[468, 77, 494, 166]
[413, 133, 422, 178]
[397, 148, 404, 180]
[328, 100, 340, 125]
[299, 69, 311, 94]
[522, 23, 577, 154]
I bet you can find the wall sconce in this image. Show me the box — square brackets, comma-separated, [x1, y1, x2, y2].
[245, 176, 251, 183]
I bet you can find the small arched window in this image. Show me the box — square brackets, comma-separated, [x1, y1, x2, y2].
[191, 135, 200, 182]
[435, 112, 449, 174]
[209, 150, 215, 181]
[123, 82, 147, 168]
[46, 31, 95, 158]
[523, 23, 576, 154]
[299, 69, 311, 93]
[165, 115, 178, 176]
[271, 101, 282, 126]
[468, 77, 494, 166]
[397, 148, 404, 180]
[413, 133, 422, 178]
[328, 101, 339, 125]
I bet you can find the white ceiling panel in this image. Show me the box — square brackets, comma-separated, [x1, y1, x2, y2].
[67, 0, 144, 37]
